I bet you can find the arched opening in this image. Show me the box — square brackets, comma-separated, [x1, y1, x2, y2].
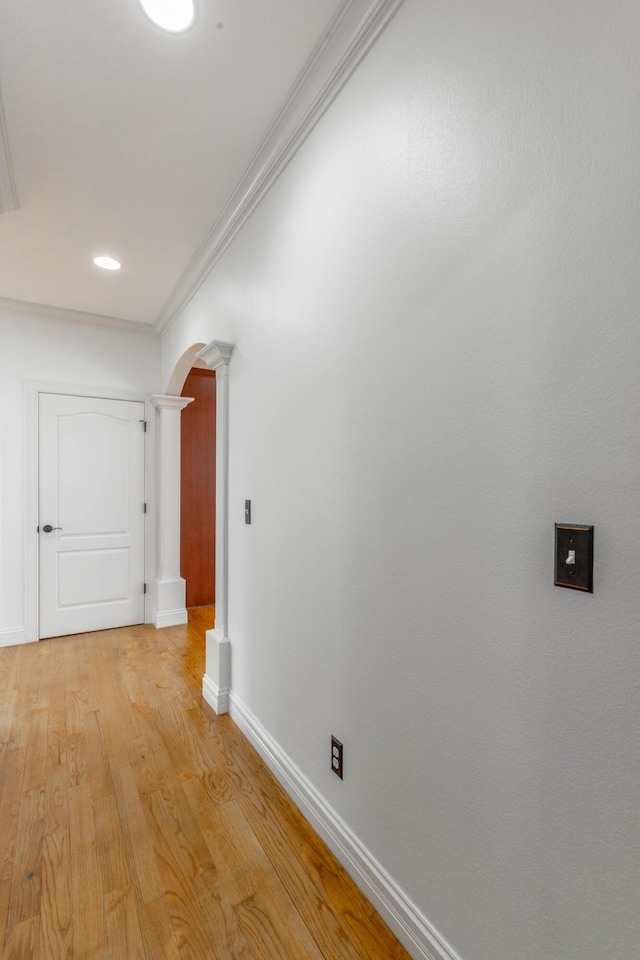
[164, 339, 234, 713]
[164, 343, 216, 620]
[165, 343, 206, 395]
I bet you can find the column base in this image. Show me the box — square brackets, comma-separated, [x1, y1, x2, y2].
[202, 628, 231, 714]
[153, 577, 188, 628]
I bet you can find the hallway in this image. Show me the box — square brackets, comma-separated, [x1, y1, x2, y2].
[0, 609, 410, 959]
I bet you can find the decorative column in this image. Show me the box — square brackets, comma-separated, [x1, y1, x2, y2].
[195, 340, 235, 714]
[151, 394, 194, 627]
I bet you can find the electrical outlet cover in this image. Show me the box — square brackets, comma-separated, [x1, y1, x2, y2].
[331, 736, 343, 779]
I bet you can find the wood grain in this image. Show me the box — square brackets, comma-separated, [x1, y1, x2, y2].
[104, 884, 147, 960]
[138, 895, 183, 960]
[68, 781, 108, 959]
[180, 367, 216, 607]
[39, 829, 72, 960]
[93, 794, 129, 897]
[0, 609, 412, 960]
[4, 916, 39, 960]
[6, 787, 44, 928]
[111, 765, 164, 908]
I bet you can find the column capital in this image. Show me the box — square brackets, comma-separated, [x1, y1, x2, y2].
[195, 340, 235, 371]
[151, 394, 194, 411]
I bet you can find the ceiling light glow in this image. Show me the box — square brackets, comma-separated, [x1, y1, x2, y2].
[93, 256, 122, 271]
[139, 0, 195, 32]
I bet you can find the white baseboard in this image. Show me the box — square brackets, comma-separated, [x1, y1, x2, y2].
[202, 672, 230, 715]
[228, 693, 461, 960]
[0, 627, 31, 647]
[153, 608, 188, 628]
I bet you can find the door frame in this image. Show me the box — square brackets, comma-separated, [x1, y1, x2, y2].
[180, 366, 216, 608]
[24, 379, 156, 642]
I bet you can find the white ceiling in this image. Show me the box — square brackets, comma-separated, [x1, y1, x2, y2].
[0, 0, 348, 330]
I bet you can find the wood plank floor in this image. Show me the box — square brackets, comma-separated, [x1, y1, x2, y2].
[0, 608, 412, 960]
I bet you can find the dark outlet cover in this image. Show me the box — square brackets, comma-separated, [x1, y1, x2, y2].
[331, 736, 343, 779]
[555, 523, 594, 592]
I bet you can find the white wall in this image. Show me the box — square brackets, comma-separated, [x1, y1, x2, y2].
[0, 306, 160, 641]
[161, 1, 640, 958]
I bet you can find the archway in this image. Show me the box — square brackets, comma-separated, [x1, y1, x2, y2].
[162, 340, 235, 714]
[166, 343, 207, 395]
[164, 343, 217, 610]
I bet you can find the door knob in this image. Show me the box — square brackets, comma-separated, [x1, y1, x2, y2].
[42, 524, 62, 533]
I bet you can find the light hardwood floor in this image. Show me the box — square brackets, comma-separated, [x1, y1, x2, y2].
[0, 608, 411, 959]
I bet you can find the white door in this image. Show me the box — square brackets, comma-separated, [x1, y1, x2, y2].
[39, 393, 146, 639]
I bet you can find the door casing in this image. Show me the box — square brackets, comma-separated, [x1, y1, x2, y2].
[25, 380, 155, 642]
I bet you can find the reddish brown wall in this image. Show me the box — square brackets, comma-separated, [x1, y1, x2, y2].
[180, 368, 216, 607]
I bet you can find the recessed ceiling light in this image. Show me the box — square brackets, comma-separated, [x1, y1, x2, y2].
[139, 0, 196, 32]
[93, 256, 122, 271]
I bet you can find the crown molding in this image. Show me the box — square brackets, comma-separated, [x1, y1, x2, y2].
[155, 0, 406, 336]
[0, 86, 18, 214]
[0, 296, 158, 336]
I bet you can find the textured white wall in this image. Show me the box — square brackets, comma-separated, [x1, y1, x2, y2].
[161, 1, 640, 957]
[0, 307, 160, 636]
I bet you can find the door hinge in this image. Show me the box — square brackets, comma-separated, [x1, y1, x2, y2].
[140, 419, 147, 432]
[143, 502, 147, 514]
[143, 583, 147, 594]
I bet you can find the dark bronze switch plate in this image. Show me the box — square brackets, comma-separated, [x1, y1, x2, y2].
[555, 524, 593, 592]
